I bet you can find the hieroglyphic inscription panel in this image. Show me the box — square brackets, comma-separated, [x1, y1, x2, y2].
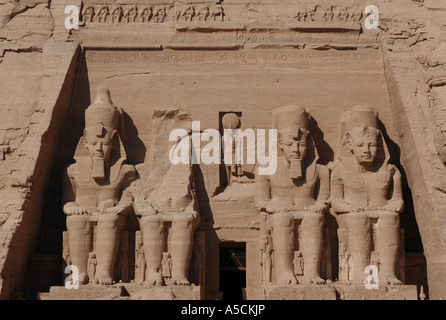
[84, 48, 381, 66]
[80, 27, 365, 49]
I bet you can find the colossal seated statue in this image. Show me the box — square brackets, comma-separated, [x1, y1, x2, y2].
[256, 105, 330, 285]
[331, 105, 404, 285]
[132, 109, 199, 287]
[62, 86, 136, 285]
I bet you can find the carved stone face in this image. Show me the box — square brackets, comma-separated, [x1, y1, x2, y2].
[279, 129, 308, 163]
[279, 128, 309, 180]
[85, 129, 115, 163]
[347, 126, 379, 165]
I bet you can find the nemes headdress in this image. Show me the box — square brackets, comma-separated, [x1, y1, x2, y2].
[272, 105, 318, 180]
[338, 105, 389, 162]
[343, 105, 378, 132]
[74, 86, 127, 182]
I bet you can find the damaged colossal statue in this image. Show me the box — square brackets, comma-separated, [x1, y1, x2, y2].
[256, 105, 330, 285]
[331, 105, 404, 285]
[62, 86, 136, 285]
[132, 109, 199, 287]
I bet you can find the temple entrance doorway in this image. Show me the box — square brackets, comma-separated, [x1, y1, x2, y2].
[219, 242, 246, 300]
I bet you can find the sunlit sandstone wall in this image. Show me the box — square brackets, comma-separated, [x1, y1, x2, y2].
[0, 0, 445, 299]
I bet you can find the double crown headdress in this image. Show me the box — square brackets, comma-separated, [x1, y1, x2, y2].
[273, 105, 310, 138]
[85, 86, 119, 137]
[73, 86, 127, 182]
[272, 105, 318, 180]
[338, 105, 389, 162]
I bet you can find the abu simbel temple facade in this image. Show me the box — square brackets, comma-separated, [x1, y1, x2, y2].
[0, 0, 446, 301]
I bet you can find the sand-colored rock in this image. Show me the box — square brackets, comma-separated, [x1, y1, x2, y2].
[0, 0, 445, 301]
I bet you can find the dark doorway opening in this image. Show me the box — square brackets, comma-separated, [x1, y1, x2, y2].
[219, 242, 246, 300]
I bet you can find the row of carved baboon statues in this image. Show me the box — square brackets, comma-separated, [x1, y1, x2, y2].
[80, 3, 364, 25]
[62, 86, 404, 288]
[295, 5, 363, 22]
[81, 4, 225, 24]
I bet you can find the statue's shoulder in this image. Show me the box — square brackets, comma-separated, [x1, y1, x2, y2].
[386, 163, 398, 172]
[330, 162, 343, 175]
[121, 164, 136, 181]
[373, 163, 398, 183]
[379, 163, 398, 176]
[330, 161, 346, 184]
[255, 166, 272, 181]
[316, 163, 330, 175]
[386, 163, 402, 177]
[66, 163, 78, 177]
[122, 163, 135, 172]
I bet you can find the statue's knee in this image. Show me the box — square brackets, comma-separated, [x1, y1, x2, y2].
[67, 215, 89, 230]
[303, 212, 324, 228]
[274, 212, 294, 228]
[172, 214, 193, 230]
[379, 212, 399, 226]
[346, 212, 370, 230]
[98, 214, 123, 229]
[140, 215, 164, 230]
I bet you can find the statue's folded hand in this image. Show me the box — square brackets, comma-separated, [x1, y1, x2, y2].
[63, 202, 89, 216]
[103, 202, 133, 215]
[104, 206, 121, 214]
[308, 202, 328, 213]
[382, 200, 404, 213]
[257, 201, 284, 213]
[332, 200, 360, 214]
[265, 202, 286, 214]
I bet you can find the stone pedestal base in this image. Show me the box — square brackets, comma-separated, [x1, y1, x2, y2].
[263, 285, 338, 300]
[38, 284, 202, 300]
[331, 284, 418, 300]
[263, 284, 418, 300]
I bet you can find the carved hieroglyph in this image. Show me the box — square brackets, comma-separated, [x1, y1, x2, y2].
[256, 105, 330, 285]
[294, 4, 362, 23]
[331, 106, 404, 285]
[62, 86, 136, 285]
[132, 109, 198, 287]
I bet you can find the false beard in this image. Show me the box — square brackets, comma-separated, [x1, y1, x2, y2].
[92, 158, 105, 180]
[290, 159, 302, 180]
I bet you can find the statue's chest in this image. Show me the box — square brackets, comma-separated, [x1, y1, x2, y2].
[343, 170, 391, 194]
[270, 174, 317, 195]
[74, 177, 123, 197]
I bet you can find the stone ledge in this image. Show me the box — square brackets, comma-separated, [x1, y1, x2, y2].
[331, 284, 418, 300]
[263, 284, 337, 300]
[263, 284, 418, 300]
[38, 284, 202, 300]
